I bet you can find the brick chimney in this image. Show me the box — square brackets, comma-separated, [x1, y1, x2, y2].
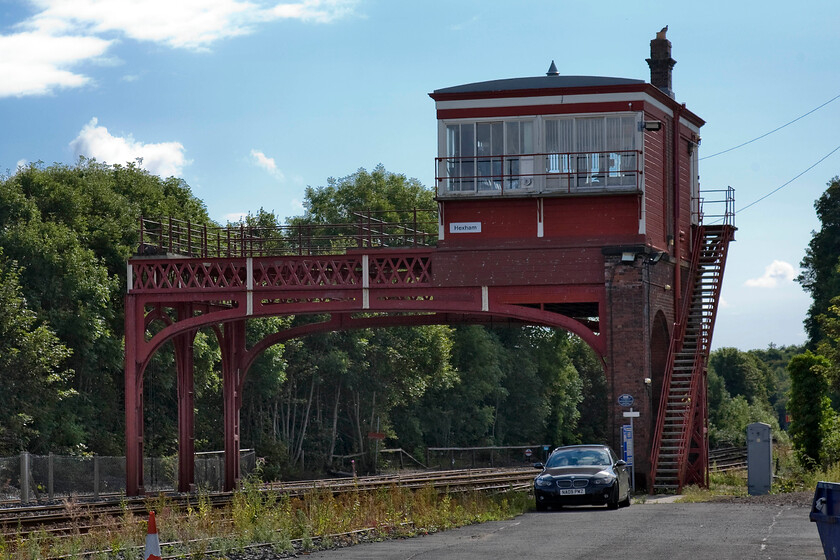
[646, 26, 676, 99]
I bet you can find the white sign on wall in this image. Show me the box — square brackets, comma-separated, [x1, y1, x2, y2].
[449, 222, 482, 234]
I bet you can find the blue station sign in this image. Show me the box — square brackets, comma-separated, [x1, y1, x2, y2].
[617, 394, 634, 407]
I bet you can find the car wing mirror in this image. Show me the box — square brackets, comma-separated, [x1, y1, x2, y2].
[614, 459, 627, 468]
[533, 462, 544, 469]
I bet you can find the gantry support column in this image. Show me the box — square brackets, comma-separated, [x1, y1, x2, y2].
[174, 304, 196, 493]
[124, 294, 145, 496]
[220, 320, 246, 492]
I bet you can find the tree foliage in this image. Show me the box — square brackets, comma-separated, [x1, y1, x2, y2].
[798, 176, 840, 346]
[0, 253, 73, 453]
[0, 159, 212, 455]
[787, 351, 835, 468]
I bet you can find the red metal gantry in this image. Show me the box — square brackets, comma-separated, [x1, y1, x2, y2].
[124, 29, 736, 495]
[125, 214, 609, 495]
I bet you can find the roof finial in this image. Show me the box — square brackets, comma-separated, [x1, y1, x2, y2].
[546, 60, 559, 76]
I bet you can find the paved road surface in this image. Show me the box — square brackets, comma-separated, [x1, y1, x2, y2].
[306, 501, 824, 559]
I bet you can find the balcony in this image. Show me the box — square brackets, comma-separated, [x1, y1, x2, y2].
[436, 149, 641, 198]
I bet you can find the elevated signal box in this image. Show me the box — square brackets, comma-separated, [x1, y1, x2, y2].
[124, 29, 733, 496]
[428, 28, 733, 491]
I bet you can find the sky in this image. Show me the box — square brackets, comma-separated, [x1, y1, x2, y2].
[2, 0, 840, 351]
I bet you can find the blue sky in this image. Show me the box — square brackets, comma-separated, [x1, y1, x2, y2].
[2, 0, 839, 351]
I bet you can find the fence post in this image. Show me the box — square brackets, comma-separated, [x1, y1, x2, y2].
[218, 455, 223, 492]
[20, 452, 30, 503]
[94, 455, 100, 499]
[48, 452, 54, 500]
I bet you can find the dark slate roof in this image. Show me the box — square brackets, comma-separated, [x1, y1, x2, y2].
[433, 75, 645, 95]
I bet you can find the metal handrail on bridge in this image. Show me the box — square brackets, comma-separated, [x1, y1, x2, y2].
[137, 209, 438, 259]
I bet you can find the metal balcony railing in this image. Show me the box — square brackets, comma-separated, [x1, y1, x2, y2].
[435, 149, 641, 197]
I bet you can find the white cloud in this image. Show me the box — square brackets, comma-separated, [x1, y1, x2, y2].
[27, 0, 358, 49]
[0, 30, 111, 97]
[250, 149, 285, 180]
[224, 212, 248, 223]
[744, 260, 797, 288]
[718, 297, 730, 309]
[1, 0, 357, 97]
[70, 117, 189, 177]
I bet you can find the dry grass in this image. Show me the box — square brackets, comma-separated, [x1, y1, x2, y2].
[0, 480, 530, 559]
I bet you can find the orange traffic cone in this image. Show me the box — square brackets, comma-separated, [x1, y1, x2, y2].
[145, 511, 162, 560]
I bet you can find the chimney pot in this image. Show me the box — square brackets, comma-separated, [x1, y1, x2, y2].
[646, 26, 676, 99]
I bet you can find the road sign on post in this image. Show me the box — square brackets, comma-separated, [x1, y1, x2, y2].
[622, 407, 640, 491]
[622, 425, 634, 465]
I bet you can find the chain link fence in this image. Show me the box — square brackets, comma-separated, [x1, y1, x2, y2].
[0, 450, 256, 502]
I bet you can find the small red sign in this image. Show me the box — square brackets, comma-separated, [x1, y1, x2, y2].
[367, 432, 386, 440]
[525, 448, 533, 457]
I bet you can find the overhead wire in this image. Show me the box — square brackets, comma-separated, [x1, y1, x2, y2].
[700, 93, 840, 161]
[737, 143, 840, 214]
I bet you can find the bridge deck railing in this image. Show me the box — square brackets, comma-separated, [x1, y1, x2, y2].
[138, 209, 438, 259]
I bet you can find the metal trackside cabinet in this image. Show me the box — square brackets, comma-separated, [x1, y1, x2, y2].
[747, 422, 772, 496]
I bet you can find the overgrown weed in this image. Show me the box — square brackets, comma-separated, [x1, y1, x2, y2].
[0, 477, 527, 559]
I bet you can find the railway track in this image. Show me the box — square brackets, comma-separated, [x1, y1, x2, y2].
[709, 447, 747, 472]
[0, 467, 536, 539]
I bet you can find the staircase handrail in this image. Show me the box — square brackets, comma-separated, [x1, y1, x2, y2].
[649, 225, 706, 487]
[675, 225, 735, 489]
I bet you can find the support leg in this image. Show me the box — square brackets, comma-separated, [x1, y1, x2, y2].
[124, 295, 145, 496]
[221, 320, 245, 492]
[174, 313, 196, 493]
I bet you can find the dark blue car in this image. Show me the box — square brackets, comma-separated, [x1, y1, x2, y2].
[533, 444, 632, 511]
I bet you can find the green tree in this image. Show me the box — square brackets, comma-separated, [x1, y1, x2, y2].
[709, 347, 774, 405]
[787, 351, 834, 468]
[0, 253, 73, 453]
[0, 159, 213, 454]
[296, 165, 435, 224]
[798, 176, 840, 346]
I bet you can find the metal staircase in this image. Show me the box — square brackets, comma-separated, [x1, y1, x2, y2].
[650, 189, 736, 492]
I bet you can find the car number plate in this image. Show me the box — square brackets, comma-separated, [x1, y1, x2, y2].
[559, 488, 585, 495]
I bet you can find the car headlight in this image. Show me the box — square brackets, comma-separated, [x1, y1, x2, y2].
[592, 476, 615, 485]
[535, 475, 554, 487]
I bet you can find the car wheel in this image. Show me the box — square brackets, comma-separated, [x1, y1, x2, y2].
[619, 491, 631, 508]
[607, 486, 619, 510]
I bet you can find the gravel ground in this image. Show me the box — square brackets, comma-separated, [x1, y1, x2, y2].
[708, 490, 814, 507]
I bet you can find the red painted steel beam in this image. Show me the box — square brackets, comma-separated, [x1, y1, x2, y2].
[124, 294, 144, 496]
[173, 304, 196, 493]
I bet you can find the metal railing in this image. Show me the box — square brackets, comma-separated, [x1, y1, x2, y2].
[693, 186, 736, 227]
[2, 450, 256, 502]
[138, 209, 438, 259]
[435, 150, 641, 197]
[425, 445, 552, 469]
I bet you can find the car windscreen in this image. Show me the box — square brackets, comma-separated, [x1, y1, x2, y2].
[546, 448, 612, 468]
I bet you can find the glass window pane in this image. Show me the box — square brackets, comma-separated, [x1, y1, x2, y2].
[557, 119, 573, 152]
[545, 120, 558, 153]
[447, 125, 460, 157]
[461, 124, 474, 157]
[491, 122, 504, 155]
[476, 123, 491, 156]
[577, 117, 604, 153]
[522, 121, 533, 153]
[506, 122, 520, 154]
